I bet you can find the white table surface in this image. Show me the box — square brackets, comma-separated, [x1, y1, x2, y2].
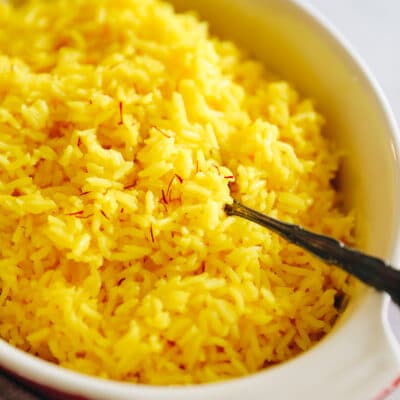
[305, 1, 400, 398]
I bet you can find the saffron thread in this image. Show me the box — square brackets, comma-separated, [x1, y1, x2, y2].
[174, 174, 183, 183]
[65, 210, 84, 216]
[100, 210, 109, 220]
[124, 183, 136, 190]
[161, 189, 168, 205]
[150, 225, 155, 243]
[118, 101, 124, 125]
[152, 125, 171, 138]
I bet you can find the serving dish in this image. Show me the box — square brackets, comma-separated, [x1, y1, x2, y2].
[1, 0, 400, 399]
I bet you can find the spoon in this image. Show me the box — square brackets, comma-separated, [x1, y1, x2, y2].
[225, 199, 400, 307]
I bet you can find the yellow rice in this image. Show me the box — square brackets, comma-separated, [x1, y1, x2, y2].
[0, 0, 355, 385]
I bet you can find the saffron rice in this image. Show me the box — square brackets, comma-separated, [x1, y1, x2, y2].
[0, 0, 355, 385]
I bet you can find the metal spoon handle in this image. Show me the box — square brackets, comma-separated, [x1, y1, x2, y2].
[225, 200, 400, 307]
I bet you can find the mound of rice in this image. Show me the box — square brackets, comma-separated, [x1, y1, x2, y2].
[0, 0, 355, 385]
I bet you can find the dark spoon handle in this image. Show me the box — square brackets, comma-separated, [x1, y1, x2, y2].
[225, 200, 400, 307]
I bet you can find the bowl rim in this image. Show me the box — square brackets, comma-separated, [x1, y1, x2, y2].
[1, 0, 400, 398]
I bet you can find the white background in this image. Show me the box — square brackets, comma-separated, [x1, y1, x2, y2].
[305, 1, 400, 398]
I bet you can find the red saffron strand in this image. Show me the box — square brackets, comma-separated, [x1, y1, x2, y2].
[213, 164, 221, 174]
[161, 189, 168, 204]
[77, 137, 81, 146]
[79, 191, 91, 196]
[11, 188, 22, 197]
[160, 130, 171, 138]
[150, 225, 155, 243]
[65, 210, 84, 216]
[117, 278, 125, 286]
[200, 262, 206, 273]
[224, 175, 234, 179]
[100, 210, 109, 220]
[124, 183, 136, 190]
[118, 101, 124, 125]
[152, 125, 171, 138]
[174, 174, 183, 183]
[159, 198, 168, 212]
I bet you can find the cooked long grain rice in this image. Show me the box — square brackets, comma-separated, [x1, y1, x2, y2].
[0, 0, 355, 384]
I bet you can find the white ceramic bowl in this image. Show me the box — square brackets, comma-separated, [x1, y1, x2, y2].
[1, 1, 400, 399]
